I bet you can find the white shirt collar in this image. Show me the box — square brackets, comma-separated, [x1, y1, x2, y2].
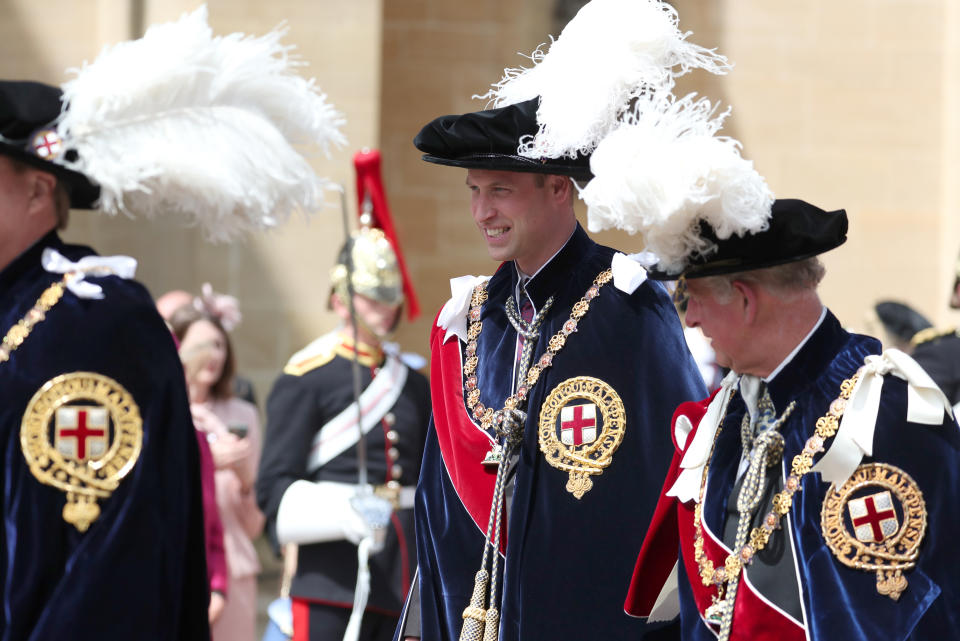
[512, 228, 575, 314]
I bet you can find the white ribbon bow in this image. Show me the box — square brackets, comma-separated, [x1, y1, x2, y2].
[41, 248, 137, 299]
[437, 274, 490, 343]
[667, 370, 741, 503]
[611, 251, 655, 294]
[812, 348, 952, 485]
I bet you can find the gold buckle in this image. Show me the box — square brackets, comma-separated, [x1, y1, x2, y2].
[373, 482, 401, 510]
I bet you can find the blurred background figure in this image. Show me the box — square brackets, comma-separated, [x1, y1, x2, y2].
[865, 300, 933, 351]
[257, 150, 430, 641]
[157, 289, 195, 324]
[195, 406, 231, 627]
[172, 303, 266, 641]
[864, 299, 960, 409]
[155, 291, 230, 629]
[158, 285, 259, 408]
[911, 324, 960, 409]
[909, 252, 960, 410]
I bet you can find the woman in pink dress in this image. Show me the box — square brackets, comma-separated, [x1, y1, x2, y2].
[173, 305, 265, 641]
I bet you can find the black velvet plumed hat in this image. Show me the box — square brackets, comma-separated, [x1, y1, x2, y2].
[414, 98, 593, 181]
[646, 199, 848, 280]
[0, 81, 99, 209]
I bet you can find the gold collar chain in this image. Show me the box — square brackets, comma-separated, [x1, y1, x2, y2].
[0, 276, 69, 364]
[462, 269, 613, 433]
[692, 371, 862, 624]
[457, 267, 613, 641]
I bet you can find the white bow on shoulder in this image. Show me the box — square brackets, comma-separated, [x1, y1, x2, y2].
[437, 275, 491, 344]
[41, 248, 137, 300]
[812, 348, 952, 485]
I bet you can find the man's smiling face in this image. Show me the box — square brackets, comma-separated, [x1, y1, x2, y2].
[466, 168, 563, 274]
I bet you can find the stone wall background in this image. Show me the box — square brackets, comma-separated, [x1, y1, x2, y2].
[2, 0, 958, 402]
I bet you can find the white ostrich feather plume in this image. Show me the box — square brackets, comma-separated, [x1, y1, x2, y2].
[57, 5, 346, 241]
[476, 0, 730, 160]
[581, 92, 774, 273]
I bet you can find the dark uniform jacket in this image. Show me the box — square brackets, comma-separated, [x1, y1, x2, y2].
[0, 232, 210, 641]
[257, 334, 431, 614]
[911, 328, 960, 406]
[406, 226, 706, 641]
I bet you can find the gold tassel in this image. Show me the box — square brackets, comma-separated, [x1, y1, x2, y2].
[483, 607, 500, 641]
[459, 569, 489, 641]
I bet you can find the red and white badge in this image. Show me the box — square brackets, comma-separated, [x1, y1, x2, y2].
[30, 129, 64, 160]
[55, 406, 109, 462]
[821, 463, 926, 600]
[847, 490, 899, 543]
[22, 372, 143, 532]
[539, 377, 625, 499]
[560, 402, 598, 446]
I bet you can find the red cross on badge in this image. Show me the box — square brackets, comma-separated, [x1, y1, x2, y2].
[30, 129, 63, 159]
[848, 490, 899, 543]
[55, 406, 109, 461]
[560, 403, 598, 446]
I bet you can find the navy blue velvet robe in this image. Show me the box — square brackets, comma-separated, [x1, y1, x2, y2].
[410, 227, 706, 640]
[0, 232, 210, 640]
[672, 312, 960, 640]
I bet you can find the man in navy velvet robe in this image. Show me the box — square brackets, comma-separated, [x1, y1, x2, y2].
[625, 199, 960, 640]
[395, 98, 706, 641]
[0, 81, 209, 640]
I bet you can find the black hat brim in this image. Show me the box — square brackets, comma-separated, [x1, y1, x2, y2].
[0, 142, 100, 210]
[421, 152, 593, 181]
[0, 81, 99, 209]
[645, 246, 843, 280]
[646, 199, 848, 280]
[415, 98, 593, 181]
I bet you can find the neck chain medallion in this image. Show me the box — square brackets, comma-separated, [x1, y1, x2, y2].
[461, 270, 612, 464]
[694, 372, 861, 640]
[458, 268, 612, 641]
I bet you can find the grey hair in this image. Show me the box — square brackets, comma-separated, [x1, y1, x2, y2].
[700, 257, 826, 303]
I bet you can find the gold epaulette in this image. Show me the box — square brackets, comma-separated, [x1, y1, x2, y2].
[281, 332, 385, 376]
[282, 333, 340, 376]
[333, 339, 383, 369]
[910, 326, 958, 348]
[283, 349, 336, 376]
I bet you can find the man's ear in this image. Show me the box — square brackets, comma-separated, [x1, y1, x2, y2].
[25, 170, 57, 219]
[548, 175, 572, 202]
[732, 280, 759, 325]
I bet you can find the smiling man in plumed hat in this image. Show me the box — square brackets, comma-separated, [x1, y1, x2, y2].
[398, 93, 705, 641]
[392, 1, 727, 630]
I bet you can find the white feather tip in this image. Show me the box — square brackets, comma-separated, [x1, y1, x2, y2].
[582, 92, 773, 273]
[58, 5, 347, 241]
[477, 0, 730, 160]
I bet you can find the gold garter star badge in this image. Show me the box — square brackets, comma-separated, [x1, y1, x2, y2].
[20, 372, 143, 532]
[538, 376, 625, 499]
[821, 462, 926, 600]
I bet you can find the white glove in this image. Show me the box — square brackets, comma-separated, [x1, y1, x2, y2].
[276, 480, 374, 545]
